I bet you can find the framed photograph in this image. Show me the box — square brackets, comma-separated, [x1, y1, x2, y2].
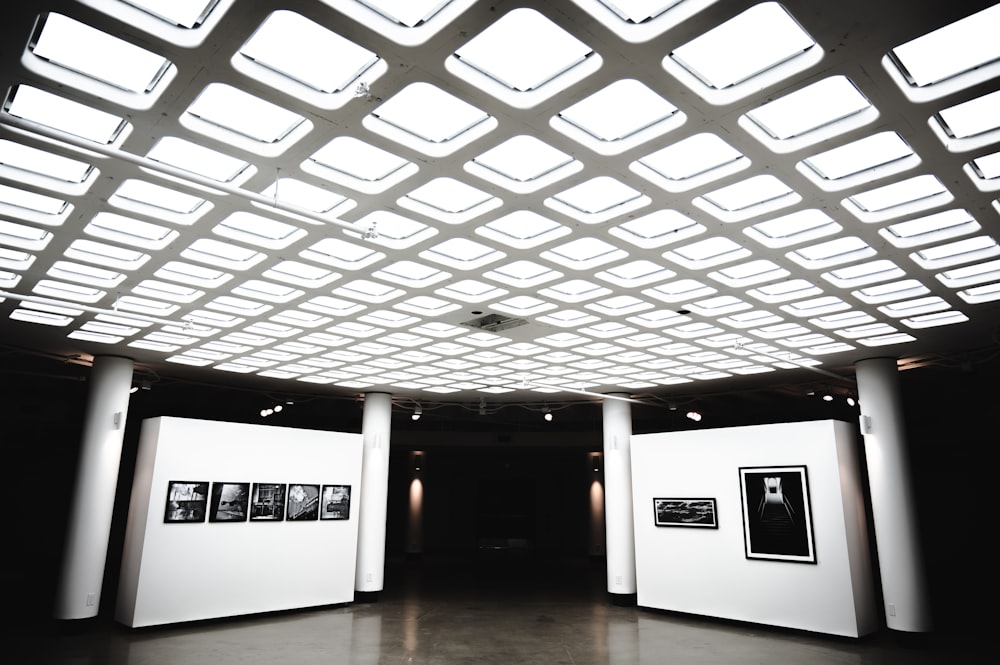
[739, 465, 816, 563]
[320, 484, 352, 520]
[653, 498, 718, 528]
[164, 481, 208, 523]
[286, 483, 320, 521]
[208, 482, 250, 522]
[250, 483, 287, 521]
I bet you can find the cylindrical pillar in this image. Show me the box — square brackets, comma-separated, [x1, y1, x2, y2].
[855, 357, 932, 632]
[54, 355, 134, 619]
[602, 394, 636, 600]
[355, 392, 392, 596]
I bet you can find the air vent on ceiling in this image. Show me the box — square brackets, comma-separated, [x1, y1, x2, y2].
[461, 312, 528, 332]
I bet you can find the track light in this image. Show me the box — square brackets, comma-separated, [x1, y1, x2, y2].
[822, 394, 834, 402]
[846, 397, 856, 407]
[543, 408, 553, 421]
[686, 411, 702, 422]
[411, 404, 422, 421]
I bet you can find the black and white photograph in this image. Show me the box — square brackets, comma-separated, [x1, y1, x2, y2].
[250, 483, 286, 521]
[653, 498, 718, 528]
[163, 481, 208, 523]
[739, 466, 816, 563]
[321, 484, 352, 520]
[286, 483, 320, 521]
[209, 482, 250, 522]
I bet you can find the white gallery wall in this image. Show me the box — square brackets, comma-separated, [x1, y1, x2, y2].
[116, 416, 363, 627]
[631, 420, 878, 637]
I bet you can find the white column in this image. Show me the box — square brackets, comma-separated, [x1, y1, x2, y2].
[602, 394, 636, 598]
[855, 357, 932, 632]
[355, 392, 392, 595]
[54, 355, 134, 619]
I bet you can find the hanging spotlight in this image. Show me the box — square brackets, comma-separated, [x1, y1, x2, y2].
[274, 404, 283, 413]
[822, 394, 834, 402]
[846, 396, 856, 407]
[686, 411, 702, 422]
[411, 404, 422, 421]
[543, 408, 553, 422]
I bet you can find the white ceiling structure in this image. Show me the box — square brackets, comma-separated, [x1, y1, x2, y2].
[1, 0, 998, 412]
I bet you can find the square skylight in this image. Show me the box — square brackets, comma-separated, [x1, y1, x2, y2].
[879, 209, 979, 248]
[118, 0, 219, 29]
[956, 282, 1000, 304]
[263, 261, 339, 288]
[261, 178, 348, 215]
[888, 3, 1000, 91]
[642, 278, 716, 303]
[0, 139, 93, 184]
[435, 279, 508, 303]
[820, 259, 906, 289]
[366, 82, 494, 156]
[306, 136, 414, 192]
[800, 131, 915, 183]
[372, 261, 450, 288]
[698, 174, 797, 214]
[910, 236, 1000, 270]
[850, 174, 948, 211]
[5, 85, 129, 144]
[65, 239, 150, 271]
[707, 259, 789, 288]
[146, 137, 251, 182]
[30, 13, 172, 95]
[333, 279, 405, 304]
[787, 236, 875, 270]
[934, 90, 1000, 150]
[663, 236, 751, 269]
[419, 238, 505, 270]
[400, 177, 499, 223]
[595, 260, 675, 288]
[0, 183, 69, 218]
[184, 82, 308, 152]
[633, 132, 746, 191]
[555, 78, 682, 152]
[84, 212, 178, 250]
[667, 2, 818, 96]
[213, 211, 305, 250]
[231, 279, 302, 304]
[468, 135, 578, 191]
[110, 179, 206, 218]
[609, 209, 705, 249]
[740, 75, 874, 151]
[541, 237, 628, 269]
[238, 10, 379, 94]
[548, 176, 647, 223]
[299, 296, 365, 317]
[452, 7, 592, 93]
[476, 211, 570, 250]
[492, 295, 557, 317]
[539, 279, 611, 303]
[746, 279, 822, 304]
[48, 261, 125, 288]
[181, 238, 267, 271]
[852, 279, 930, 305]
[155, 261, 232, 288]
[935, 259, 1000, 289]
[301, 238, 385, 271]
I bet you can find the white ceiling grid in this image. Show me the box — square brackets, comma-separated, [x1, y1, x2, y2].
[0, 0, 998, 403]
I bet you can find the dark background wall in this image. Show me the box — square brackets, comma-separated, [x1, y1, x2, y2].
[6, 352, 996, 641]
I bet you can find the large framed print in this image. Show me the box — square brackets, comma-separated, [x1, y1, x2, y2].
[209, 482, 250, 522]
[250, 483, 286, 521]
[164, 481, 208, 523]
[320, 484, 352, 520]
[739, 465, 816, 563]
[286, 483, 320, 521]
[653, 498, 718, 528]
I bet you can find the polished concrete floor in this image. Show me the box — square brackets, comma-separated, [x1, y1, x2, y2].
[21, 555, 973, 665]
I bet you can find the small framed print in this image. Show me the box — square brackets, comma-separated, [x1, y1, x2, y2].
[320, 485, 352, 520]
[653, 498, 718, 528]
[209, 482, 250, 522]
[286, 483, 320, 521]
[250, 483, 286, 521]
[739, 465, 816, 563]
[164, 481, 208, 523]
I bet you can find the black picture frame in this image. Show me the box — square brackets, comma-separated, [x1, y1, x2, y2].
[320, 484, 352, 520]
[653, 498, 718, 528]
[164, 481, 208, 523]
[250, 483, 287, 521]
[739, 465, 816, 563]
[208, 482, 250, 522]
[286, 483, 320, 521]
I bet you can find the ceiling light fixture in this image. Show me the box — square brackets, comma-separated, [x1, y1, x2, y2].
[543, 408, 553, 421]
[411, 404, 422, 421]
[686, 410, 702, 422]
